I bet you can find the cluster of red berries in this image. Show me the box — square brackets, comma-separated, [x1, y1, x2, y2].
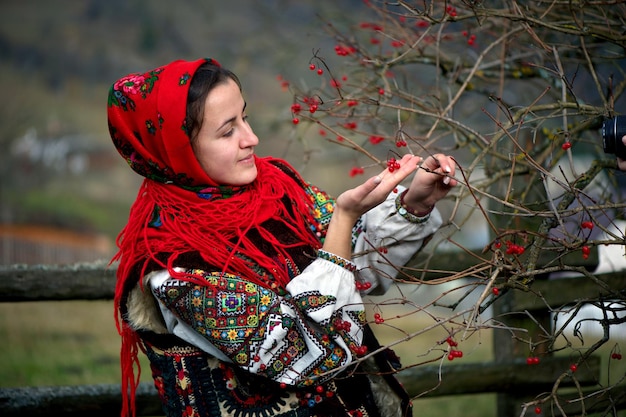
[445, 337, 463, 360]
[505, 241, 525, 255]
[334, 44, 357, 57]
[387, 157, 401, 172]
[461, 31, 477, 46]
[448, 349, 463, 361]
[369, 135, 385, 145]
[359, 22, 384, 31]
[344, 121, 358, 130]
[333, 318, 352, 332]
[445, 5, 458, 17]
[352, 344, 368, 356]
[309, 63, 324, 75]
[290, 97, 322, 125]
[373, 313, 385, 324]
[581, 245, 591, 259]
[395, 139, 408, 147]
[355, 280, 372, 291]
[611, 352, 623, 360]
[526, 356, 540, 365]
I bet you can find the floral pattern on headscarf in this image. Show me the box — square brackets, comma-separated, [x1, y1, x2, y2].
[107, 58, 219, 188]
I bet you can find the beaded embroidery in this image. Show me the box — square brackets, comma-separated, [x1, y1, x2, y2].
[394, 190, 432, 224]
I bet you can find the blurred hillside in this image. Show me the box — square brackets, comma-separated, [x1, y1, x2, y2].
[0, 0, 369, 262]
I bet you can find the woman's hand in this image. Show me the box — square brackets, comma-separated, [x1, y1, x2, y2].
[403, 154, 457, 213]
[335, 154, 422, 222]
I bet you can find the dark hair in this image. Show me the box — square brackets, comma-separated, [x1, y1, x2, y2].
[186, 62, 241, 140]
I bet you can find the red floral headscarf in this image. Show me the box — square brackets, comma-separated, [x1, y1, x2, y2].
[107, 58, 321, 417]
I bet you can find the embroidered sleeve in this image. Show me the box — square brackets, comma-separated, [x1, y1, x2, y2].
[353, 186, 443, 295]
[150, 263, 365, 388]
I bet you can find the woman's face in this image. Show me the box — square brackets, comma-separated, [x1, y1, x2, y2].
[192, 78, 259, 186]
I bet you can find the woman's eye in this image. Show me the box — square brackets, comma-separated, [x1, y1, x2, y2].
[223, 129, 234, 137]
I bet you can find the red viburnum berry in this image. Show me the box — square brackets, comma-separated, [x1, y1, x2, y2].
[373, 313, 385, 324]
[492, 287, 500, 296]
[562, 142, 572, 150]
[581, 221, 594, 230]
[570, 364, 578, 372]
[582, 246, 591, 257]
[349, 167, 364, 177]
[309, 64, 316, 71]
[526, 356, 540, 365]
[535, 406, 542, 415]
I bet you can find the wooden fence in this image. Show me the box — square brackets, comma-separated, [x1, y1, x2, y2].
[0, 256, 625, 416]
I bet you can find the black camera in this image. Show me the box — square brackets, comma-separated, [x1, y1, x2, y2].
[602, 116, 626, 159]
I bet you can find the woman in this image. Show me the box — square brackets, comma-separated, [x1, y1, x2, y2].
[107, 58, 457, 417]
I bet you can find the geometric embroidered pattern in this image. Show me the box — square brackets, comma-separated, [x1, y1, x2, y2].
[153, 269, 366, 388]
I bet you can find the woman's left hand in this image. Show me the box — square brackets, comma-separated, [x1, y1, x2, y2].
[402, 154, 457, 213]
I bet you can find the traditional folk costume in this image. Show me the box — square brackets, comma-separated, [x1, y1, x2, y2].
[107, 58, 442, 417]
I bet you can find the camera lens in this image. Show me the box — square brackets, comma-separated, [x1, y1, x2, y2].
[602, 116, 626, 160]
